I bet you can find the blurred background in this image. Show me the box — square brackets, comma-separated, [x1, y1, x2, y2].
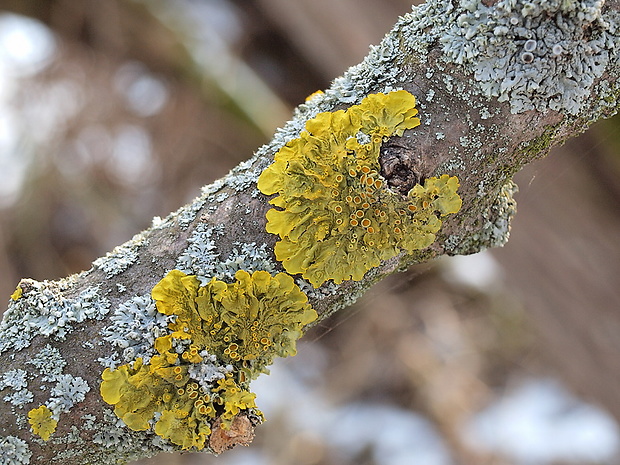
[0, 1, 619, 464]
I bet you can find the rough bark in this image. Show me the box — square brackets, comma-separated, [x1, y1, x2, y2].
[0, 1, 618, 464]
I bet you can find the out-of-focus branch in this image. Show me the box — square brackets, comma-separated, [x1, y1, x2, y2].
[1, 0, 290, 136]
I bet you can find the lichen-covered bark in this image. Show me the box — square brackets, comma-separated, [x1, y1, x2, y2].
[0, 1, 618, 464]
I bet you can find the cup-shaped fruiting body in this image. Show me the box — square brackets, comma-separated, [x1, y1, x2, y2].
[27, 405, 57, 441]
[101, 269, 317, 450]
[258, 90, 462, 287]
[523, 39, 537, 52]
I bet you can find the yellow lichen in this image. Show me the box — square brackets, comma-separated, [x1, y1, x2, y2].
[305, 89, 324, 102]
[152, 269, 317, 372]
[101, 355, 215, 449]
[28, 405, 57, 441]
[101, 269, 316, 450]
[10, 285, 22, 301]
[212, 375, 259, 428]
[257, 90, 462, 287]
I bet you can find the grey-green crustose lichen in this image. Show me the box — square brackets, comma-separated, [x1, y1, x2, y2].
[0, 281, 110, 354]
[446, 180, 519, 255]
[434, 0, 619, 115]
[0, 435, 31, 464]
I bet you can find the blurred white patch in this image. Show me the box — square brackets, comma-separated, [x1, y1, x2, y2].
[0, 13, 56, 76]
[464, 378, 620, 464]
[0, 113, 22, 207]
[0, 14, 56, 206]
[114, 62, 168, 117]
[106, 125, 155, 186]
[22, 79, 85, 144]
[442, 251, 504, 291]
[253, 346, 453, 465]
[213, 448, 270, 465]
[184, 0, 243, 45]
[328, 404, 453, 465]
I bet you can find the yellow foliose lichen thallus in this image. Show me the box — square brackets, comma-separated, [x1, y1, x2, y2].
[101, 269, 317, 450]
[258, 90, 462, 287]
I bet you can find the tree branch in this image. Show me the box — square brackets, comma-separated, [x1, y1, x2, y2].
[0, 1, 618, 464]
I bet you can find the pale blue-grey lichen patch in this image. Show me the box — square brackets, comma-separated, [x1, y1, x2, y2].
[4, 388, 34, 408]
[296, 278, 340, 302]
[0, 370, 29, 393]
[46, 374, 90, 419]
[0, 369, 33, 407]
[83, 413, 123, 448]
[186, 352, 232, 392]
[0, 283, 110, 354]
[443, 234, 463, 253]
[83, 408, 174, 461]
[27, 345, 66, 383]
[85, 412, 128, 450]
[19, 344, 90, 421]
[150, 215, 167, 230]
[176, 218, 278, 286]
[450, 180, 518, 255]
[175, 190, 213, 228]
[176, 223, 220, 283]
[435, 0, 618, 115]
[101, 294, 170, 367]
[224, 157, 263, 193]
[212, 242, 277, 282]
[97, 354, 120, 370]
[92, 232, 147, 277]
[0, 435, 31, 465]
